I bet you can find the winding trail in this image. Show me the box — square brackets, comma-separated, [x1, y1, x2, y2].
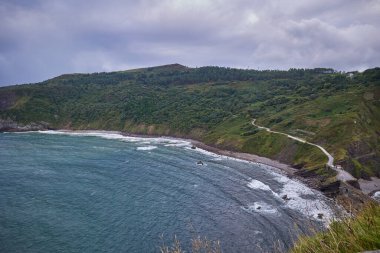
[251, 119, 356, 182]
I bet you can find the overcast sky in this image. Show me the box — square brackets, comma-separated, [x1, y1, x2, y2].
[1, 0, 379, 86]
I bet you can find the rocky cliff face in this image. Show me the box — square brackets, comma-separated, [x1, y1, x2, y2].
[0, 119, 50, 132]
[0, 91, 16, 110]
[340, 141, 380, 179]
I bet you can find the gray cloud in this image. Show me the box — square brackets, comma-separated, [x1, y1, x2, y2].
[1, 0, 379, 85]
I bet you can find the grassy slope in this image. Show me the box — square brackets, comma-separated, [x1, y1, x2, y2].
[291, 203, 380, 253]
[0, 65, 379, 179]
[258, 86, 380, 178]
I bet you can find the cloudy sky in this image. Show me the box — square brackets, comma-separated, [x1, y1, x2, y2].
[1, 0, 379, 86]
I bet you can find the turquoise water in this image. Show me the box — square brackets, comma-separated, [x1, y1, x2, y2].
[0, 131, 334, 252]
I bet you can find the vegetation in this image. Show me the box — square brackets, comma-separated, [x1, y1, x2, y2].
[0, 64, 379, 178]
[160, 236, 221, 253]
[291, 203, 380, 253]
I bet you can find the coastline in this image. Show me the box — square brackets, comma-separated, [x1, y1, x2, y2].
[36, 129, 321, 190]
[156, 135, 379, 201]
[189, 140, 297, 175]
[117, 131, 298, 176]
[55, 130, 380, 204]
[13, 128, 300, 178]
[117, 131, 336, 193]
[3, 128, 379, 206]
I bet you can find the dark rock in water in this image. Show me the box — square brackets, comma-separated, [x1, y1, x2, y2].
[256, 206, 261, 210]
[197, 161, 204, 165]
[282, 194, 291, 201]
[317, 213, 324, 219]
[191, 146, 196, 149]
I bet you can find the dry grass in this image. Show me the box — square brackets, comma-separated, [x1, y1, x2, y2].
[290, 203, 380, 253]
[160, 236, 221, 253]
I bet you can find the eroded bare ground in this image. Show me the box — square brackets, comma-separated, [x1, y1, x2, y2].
[358, 177, 380, 195]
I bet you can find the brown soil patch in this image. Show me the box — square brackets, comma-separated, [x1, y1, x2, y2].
[363, 92, 374, 101]
[305, 118, 331, 127]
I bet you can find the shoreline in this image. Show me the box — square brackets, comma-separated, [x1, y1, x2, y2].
[117, 131, 333, 192]
[142, 134, 380, 200]
[10, 128, 299, 177]
[35, 129, 316, 189]
[114, 131, 298, 177]
[189, 140, 297, 176]
[3, 129, 379, 202]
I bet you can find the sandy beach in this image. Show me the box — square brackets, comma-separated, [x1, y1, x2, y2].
[190, 140, 297, 175]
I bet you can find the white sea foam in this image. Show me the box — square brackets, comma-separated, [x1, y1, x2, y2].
[188, 147, 256, 165]
[268, 171, 335, 224]
[373, 191, 380, 201]
[247, 179, 274, 193]
[244, 166, 336, 224]
[242, 202, 278, 215]
[186, 147, 221, 158]
[37, 130, 191, 146]
[164, 143, 189, 147]
[136, 146, 157, 151]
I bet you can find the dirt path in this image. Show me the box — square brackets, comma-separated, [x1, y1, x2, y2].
[251, 119, 356, 182]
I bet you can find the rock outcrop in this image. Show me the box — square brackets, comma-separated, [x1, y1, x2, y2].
[0, 119, 50, 132]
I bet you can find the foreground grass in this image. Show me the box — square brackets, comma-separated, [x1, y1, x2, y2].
[160, 236, 221, 253]
[291, 203, 380, 253]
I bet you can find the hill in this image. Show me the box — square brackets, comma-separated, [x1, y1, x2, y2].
[0, 64, 379, 185]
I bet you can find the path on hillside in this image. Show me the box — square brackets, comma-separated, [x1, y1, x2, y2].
[251, 119, 356, 182]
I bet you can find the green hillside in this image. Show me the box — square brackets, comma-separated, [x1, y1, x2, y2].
[1, 64, 379, 179]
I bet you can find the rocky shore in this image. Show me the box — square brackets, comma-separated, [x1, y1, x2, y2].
[0, 119, 50, 132]
[189, 140, 375, 213]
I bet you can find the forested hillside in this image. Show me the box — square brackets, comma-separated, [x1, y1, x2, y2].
[1, 64, 379, 180]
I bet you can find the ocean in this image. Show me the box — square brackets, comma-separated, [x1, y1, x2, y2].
[0, 131, 335, 252]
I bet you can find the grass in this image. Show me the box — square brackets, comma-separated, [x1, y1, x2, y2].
[290, 203, 380, 253]
[160, 236, 221, 253]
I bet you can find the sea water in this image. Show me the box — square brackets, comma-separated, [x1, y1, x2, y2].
[0, 131, 335, 252]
